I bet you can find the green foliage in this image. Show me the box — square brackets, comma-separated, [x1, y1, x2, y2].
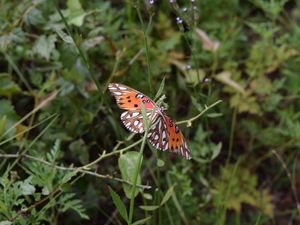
[213, 164, 273, 216]
[0, 0, 299, 224]
[118, 151, 142, 199]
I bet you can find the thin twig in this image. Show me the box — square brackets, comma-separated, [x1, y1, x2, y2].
[128, 48, 144, 65]
[81, 138, 142, 170]
[0, 153, 151, 189]
[176, 100, 222, 126]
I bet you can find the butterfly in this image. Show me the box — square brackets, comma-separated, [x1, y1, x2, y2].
[108, 83, 191, 160]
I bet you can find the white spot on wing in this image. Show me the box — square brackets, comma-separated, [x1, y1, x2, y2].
[119, 86, 127, 90]
[121, 112, 128, 119]
[134, 121, 139, 126]
[165, 143, 168, 150]
[132, 112, 139, 117]
[162, 131, 166, 139]
[154, 135, 159, 140]
[114, 92, 122, 95]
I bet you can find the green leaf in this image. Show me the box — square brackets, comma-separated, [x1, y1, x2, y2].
[58, 193, 89, 219]
[55, 29, 75, 44]
[69, 139, 89, 164]
[0, 221, 12, 225]
[139, 205, 159, 211]
[0, 100, 20, 138]
[47, 139, 62, 163]
[156, 159, 165, 167]
[24, 8, 45, 26]
[61, 171, 78, 184]
[0, 200, 9, 218]
[118, 151, 142, 199]
[0, 116, 7, 138]
[206, 113, 223, 118]
[154, 77, 165, 101]
[108, 186, 128, 222]
[160, 186, 174, 206]
[184, 69, 205, 85]
[132, 216, 152, 225]
[33, 35, 57, 60]
[211, 142, 222, 160]
[140, 186, 174, 211]
[140, 102, 149, 130]
[67, 0, 86, 26]
[0, 74, 21, 96]
[20, 177, 36, 195]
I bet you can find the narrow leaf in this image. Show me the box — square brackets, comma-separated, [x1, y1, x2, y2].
[140, 102, 149, 130]
[132, 216, 152, 225]
[206, 113, 223, 118]
[108, 186, 128, 222]
[139, 205, 160, 211]
[160, 186, 174, 206]
[154, 77, 165, 101]
[140, 186, 174, 211]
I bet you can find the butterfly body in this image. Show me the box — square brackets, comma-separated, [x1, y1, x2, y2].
[108, 83, 191, 160]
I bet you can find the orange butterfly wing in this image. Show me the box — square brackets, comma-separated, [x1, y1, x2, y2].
[108, 83, 155, 110]
[165, 116, 191, 160]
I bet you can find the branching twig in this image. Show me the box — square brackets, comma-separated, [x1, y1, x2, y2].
[0, 153, 151, 190]
[176, 100, 222, 126]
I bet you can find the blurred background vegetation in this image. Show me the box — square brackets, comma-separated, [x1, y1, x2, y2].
[0, 0, 300, 224]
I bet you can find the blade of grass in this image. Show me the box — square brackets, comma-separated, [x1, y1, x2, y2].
[0, 114, 57, 146]
[5, 53, 32, 92]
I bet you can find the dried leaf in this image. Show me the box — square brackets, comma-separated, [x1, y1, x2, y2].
[195, 28, 220, 52]
[214, 71, 245, 94]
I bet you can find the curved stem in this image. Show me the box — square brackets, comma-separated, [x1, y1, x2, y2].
[177, 100, 222, 125]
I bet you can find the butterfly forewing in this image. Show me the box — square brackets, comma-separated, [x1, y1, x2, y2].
[108, 83, 155, 110]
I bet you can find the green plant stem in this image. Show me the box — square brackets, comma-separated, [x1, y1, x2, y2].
[226, 106, 237, 165]
[103, 49, 124, 93]
[177, 100, 222, 125]
[218, 159, 241, 225]
[157, 167, 162, 225]
[128, 129, 148, 224]
[135, 2, 152, 94]
[81, 138, 142, 170]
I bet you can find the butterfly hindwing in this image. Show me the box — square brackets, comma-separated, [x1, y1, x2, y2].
[147, 115, 169, 151]
[120, 110, 156, 133]
[165, 115, 191, 160]
[108, 83, 155, 110]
